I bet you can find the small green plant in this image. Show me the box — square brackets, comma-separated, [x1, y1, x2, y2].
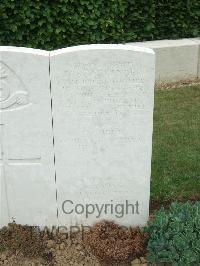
[145, 201, 200, 266]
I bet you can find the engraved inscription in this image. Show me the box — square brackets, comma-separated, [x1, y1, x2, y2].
[59, 61, 151, 155]
[61, 62, 150, 112]
[0, 62, 29, 111]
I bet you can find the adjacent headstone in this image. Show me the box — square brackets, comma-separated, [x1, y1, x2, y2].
[50, 44, 155, 227]
[0, 47, 57, 227]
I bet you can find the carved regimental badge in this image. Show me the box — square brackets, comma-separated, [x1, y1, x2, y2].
[0, 62, 29, 111]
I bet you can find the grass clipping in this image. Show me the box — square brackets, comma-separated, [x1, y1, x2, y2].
[85, 220, 148, 265]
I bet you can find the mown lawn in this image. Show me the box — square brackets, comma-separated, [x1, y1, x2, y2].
[151, 85, 200, 201]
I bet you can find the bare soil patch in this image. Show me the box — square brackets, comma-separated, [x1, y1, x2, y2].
[155, 78, 200, 90]
[0, 221, 147, 266]
[150, 195, 200, 213]
[84, 220, 148, 266]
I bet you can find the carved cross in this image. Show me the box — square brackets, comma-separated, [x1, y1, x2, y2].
[0, 123, 41, 169]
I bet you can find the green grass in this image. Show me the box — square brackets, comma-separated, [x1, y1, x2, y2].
[151, 85, 200, 202]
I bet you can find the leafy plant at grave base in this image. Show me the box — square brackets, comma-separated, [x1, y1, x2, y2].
[0, 0, 199, 50]
[145, 201, 200, 266]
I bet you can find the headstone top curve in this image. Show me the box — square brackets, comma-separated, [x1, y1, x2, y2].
[0, 46, 49, 56]
[50, 44, 155, 57]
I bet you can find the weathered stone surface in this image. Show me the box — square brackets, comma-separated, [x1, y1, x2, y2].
[128, 39, 199, 83]
[50, 44, 155, 226]
[0, 47, 56, 227]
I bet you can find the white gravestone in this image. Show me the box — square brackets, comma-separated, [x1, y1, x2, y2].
[0, 47, 57, 227]
[50, 45, 155, 227]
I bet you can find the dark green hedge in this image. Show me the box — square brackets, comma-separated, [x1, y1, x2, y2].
[155, 0, 200, 39]
[0, 0, 199, 50]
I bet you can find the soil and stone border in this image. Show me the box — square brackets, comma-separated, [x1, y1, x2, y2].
[0, 221, 148, 266]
